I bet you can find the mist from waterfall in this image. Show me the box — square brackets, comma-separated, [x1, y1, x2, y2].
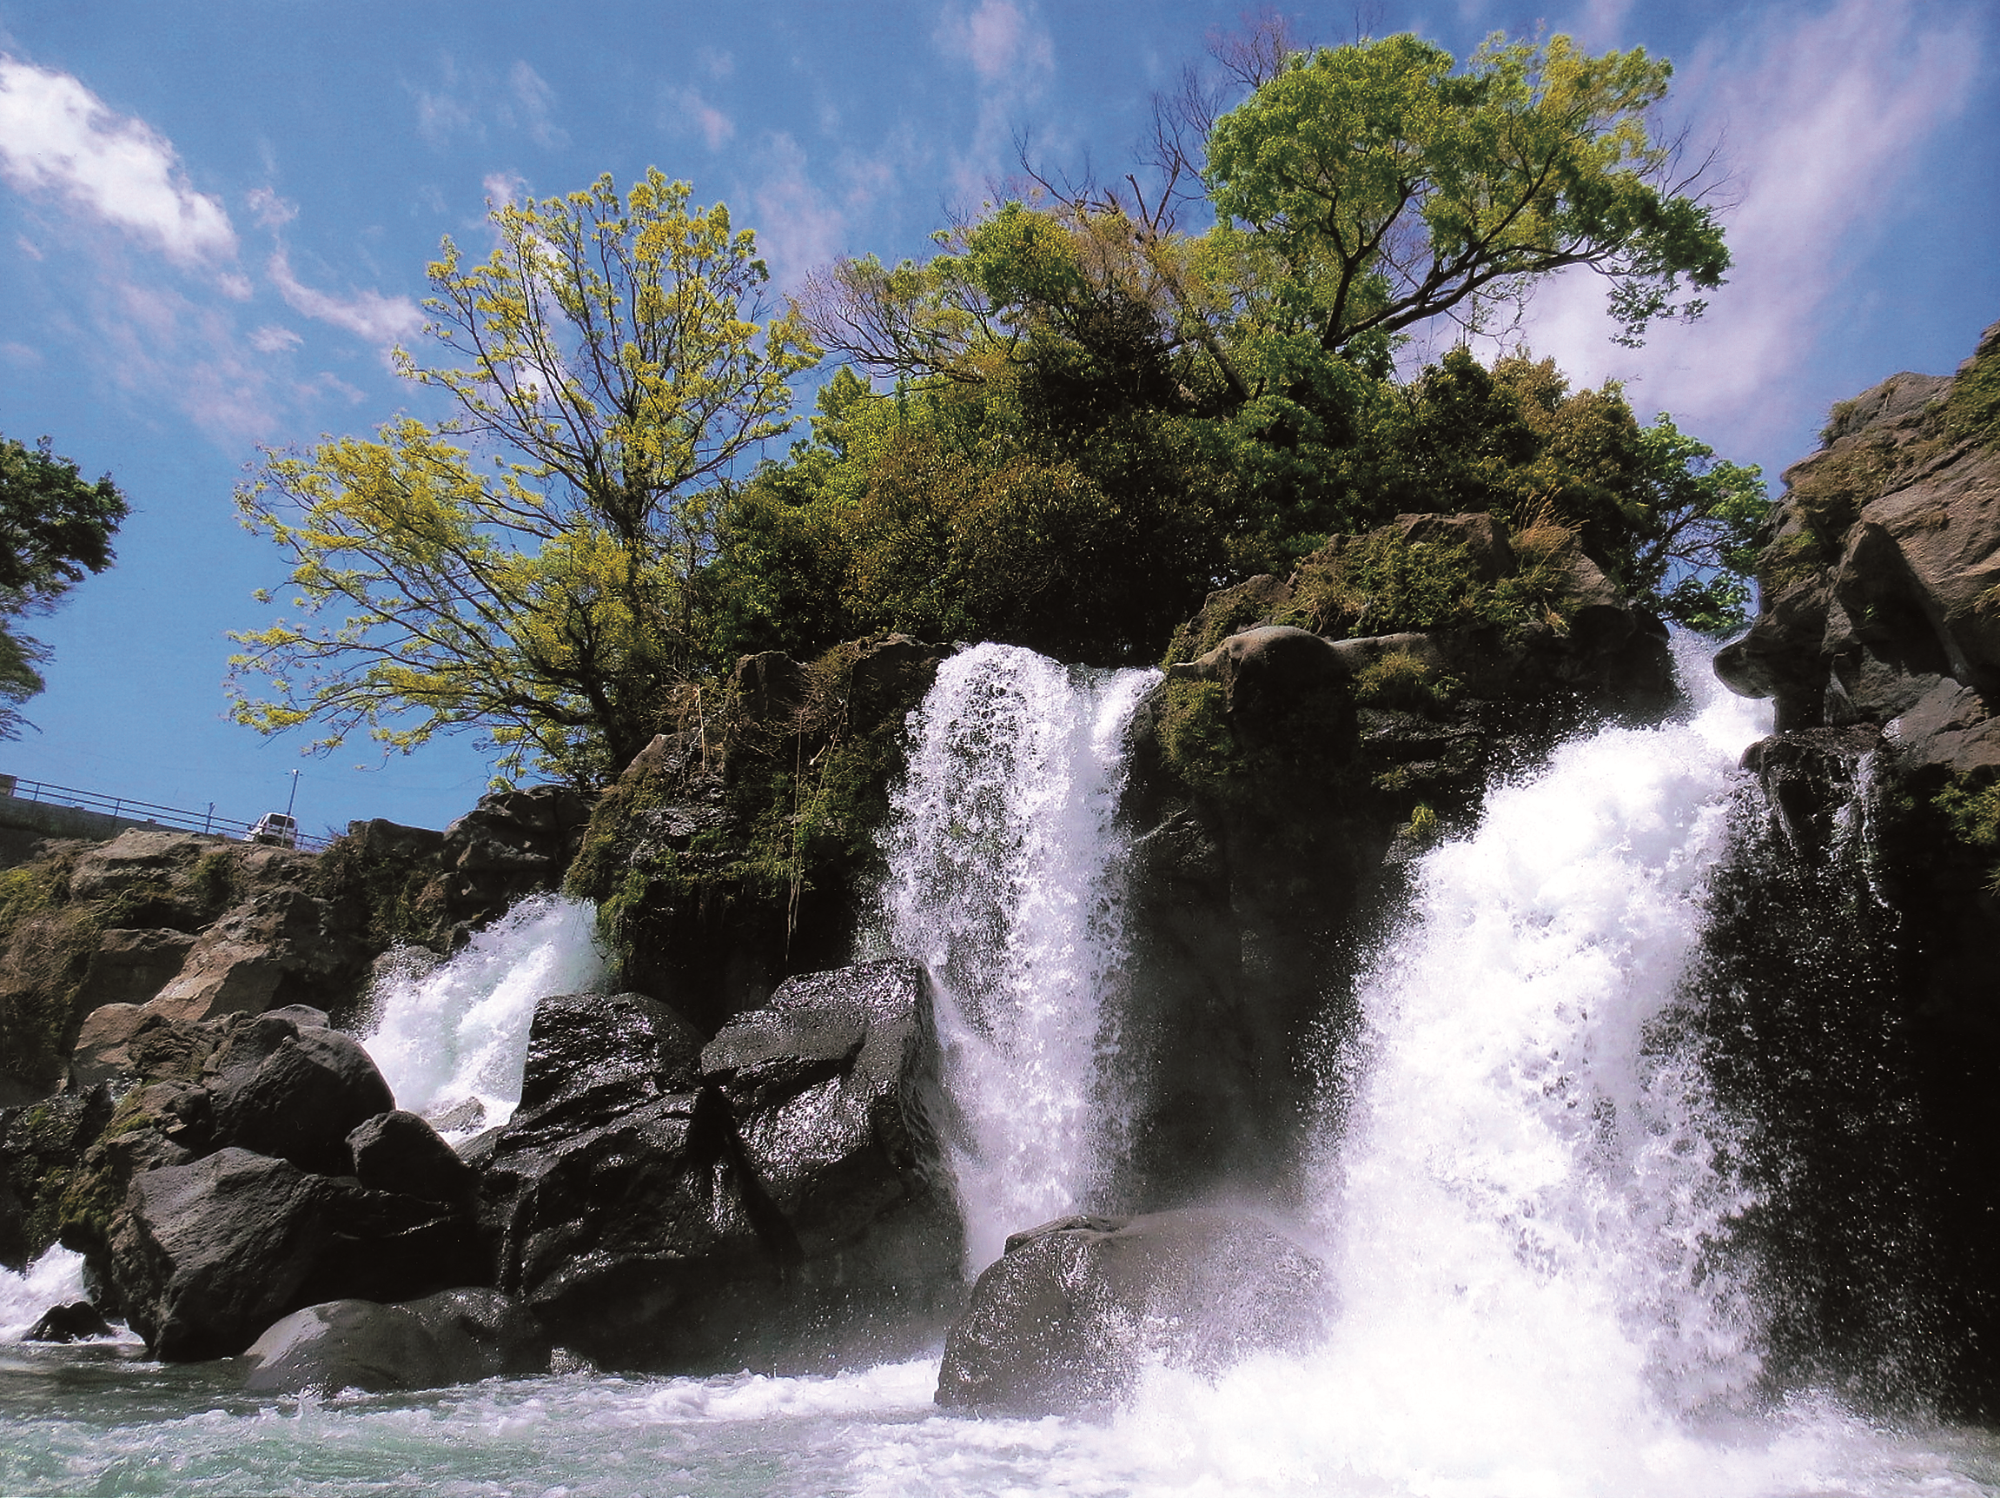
[876, 642, 1157, 1272]
[360, 893, 608, 1133]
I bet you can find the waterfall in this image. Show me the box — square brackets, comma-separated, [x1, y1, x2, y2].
[360, 893, 608, 1134]
[877, 643, 1157, 1272]
[1088, 639, 1803, 1493]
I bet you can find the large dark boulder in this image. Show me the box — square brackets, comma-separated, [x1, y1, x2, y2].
[241, 1288, 551, 1394]
[346, 1110, 476, 1204]
[0, 1084, 113, 1270]
[435, 786, 595, 938]
[477, 960, 961, 1370]
[1701, 320, 2000, 1416]
[701, 960, 952, 1257]
[512, 990, 704, 1138]
[206, 1010, 394, 1175]
[109, 1147, 335, 1361]
[936, 1209, 1329, 1414]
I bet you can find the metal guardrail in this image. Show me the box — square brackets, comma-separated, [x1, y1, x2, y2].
[0, 775, 331, 851]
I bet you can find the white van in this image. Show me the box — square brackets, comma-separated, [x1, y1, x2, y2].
[248, 812, 299, 848]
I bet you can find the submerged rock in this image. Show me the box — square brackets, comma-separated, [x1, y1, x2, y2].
[24, 1300, 115, 1342]
[935, 1208, 1328, 1414]
[240, 1288, 551, 1394]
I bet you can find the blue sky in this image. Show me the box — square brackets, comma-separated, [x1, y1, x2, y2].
[0, 0, 1992, 837]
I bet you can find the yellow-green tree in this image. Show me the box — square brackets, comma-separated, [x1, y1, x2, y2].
[230, 170, 819, 786]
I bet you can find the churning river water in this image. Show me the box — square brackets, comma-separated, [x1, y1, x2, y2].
[5, 642, 2000, 1497]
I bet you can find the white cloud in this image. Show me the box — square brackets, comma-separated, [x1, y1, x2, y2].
[670, 87, 736, 150]
[936, 0, 1053, 83]
[483, 171, 529, 207]
[751, 134, 846, 287]
[698, 46, 734, 79]
[1513, 0, 1977, 453]
[268, 247, 422, 345]
[509, 61, 567, 150]
[0, 55, 236, 266]
[247, 186, 298, 229]
[250, 324, 304, 354]
[15, 233, 42, 261]
[933, 1, 1056, 201]
[0, 340, 41, 368]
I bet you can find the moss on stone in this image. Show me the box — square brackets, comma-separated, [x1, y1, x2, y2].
[1933, 773, 2000, 894]
[1945, 337, 2000, 451]
[1353, 651, 1462, 715]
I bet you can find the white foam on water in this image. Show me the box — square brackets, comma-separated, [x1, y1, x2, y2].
[0, 1247, 89, 1342]
[360, 893, 608, 1131]
[877, 642, 1157, 1273]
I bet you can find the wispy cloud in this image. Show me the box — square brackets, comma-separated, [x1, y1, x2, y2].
[267, 247, 422, 345]
[669, 86, 736, 151]
[936, 0, 1054, 82]
[933, 0, 1056, 200]
[0, 55, 236, 267]
[411, 55, 567, 151]
[509, 61, 567, 150]
[1516, 0, 1978, 452]
[751, 134, 847, 287]
[249, 324, 303, 354]
[246, 186, 298, 229]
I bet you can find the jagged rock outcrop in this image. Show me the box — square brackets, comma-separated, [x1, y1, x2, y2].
[565, 634, 946, 1032]
[1704, 318, 2000, 1416]
[935, 1209, 1328, 1414]
[476, 960, 961, 1371]
[1117, 513, 1675, 1204]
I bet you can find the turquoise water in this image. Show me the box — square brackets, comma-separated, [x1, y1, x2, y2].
[5, 1339, 2000, 1498]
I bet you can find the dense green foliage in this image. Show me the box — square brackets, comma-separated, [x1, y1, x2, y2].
[0, 434, 128, 737]
[231, 170, 818, 787]
[233, 29, 1763, 786]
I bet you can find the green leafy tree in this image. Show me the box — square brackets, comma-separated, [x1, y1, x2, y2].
[1204, 32, 1728, 358]
[0, 435, 128, 738]
[231, 170, 819, 786]
[1626, 411, 1769, 632]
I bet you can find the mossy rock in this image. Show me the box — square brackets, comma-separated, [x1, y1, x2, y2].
[566, 635, 945, 1030]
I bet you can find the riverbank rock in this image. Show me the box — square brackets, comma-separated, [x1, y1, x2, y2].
[1702, 318, 2000, 1416]
[935, 1209, 1328, 1414]
[240, 1288, 552, 1394]
[25, 1301, 116, 1342]
[477, 960, 961, 1371]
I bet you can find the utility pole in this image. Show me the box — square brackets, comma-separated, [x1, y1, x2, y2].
[285, 769, 301, 819]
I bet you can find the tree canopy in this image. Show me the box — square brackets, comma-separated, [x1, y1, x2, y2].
[232, 31, 1766, 788]
[0, 435, 128, 738]
[230, 170, 818, 785]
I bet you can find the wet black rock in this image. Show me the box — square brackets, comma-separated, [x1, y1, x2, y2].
[935, 1209, 1329, 1414]
[205, 1010, 395, 1176]
[24, 1300, 115, 1342]
[346, 1110, 475, 1204]
[479, 960, 961, 1371]
[109, 1147, 336, 1361]
[512, 990, 704, 1138]
[240, 1288, 552, 1394]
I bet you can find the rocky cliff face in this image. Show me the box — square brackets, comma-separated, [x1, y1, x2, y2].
[1113, 514, 1678, 1207]
[1709, 319, 2000, 1414]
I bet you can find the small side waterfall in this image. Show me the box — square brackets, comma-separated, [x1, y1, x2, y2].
[877, 643, 1157, 1272]
[361, 893, 608, 1133]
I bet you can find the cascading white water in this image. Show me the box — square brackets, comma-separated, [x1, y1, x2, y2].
[877, 642, 1157, 1272]
[0, 1248, 89, 1343]
[1067, 639, 1841, 1495]
[361, 893, 608, 1133]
